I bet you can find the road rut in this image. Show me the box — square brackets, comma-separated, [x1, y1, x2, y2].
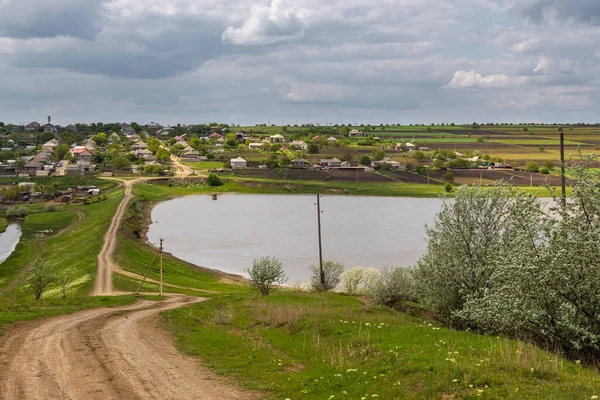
[0, 296, 259, 400]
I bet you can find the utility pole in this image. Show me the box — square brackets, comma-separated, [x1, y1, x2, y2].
[159, 238, 164, 296]
[316, 194, 325, 290]
[560, 128, 566, 206]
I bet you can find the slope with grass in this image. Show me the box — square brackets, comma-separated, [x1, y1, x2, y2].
[163, 291, 600, 400]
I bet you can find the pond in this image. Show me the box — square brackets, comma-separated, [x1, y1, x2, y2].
[0, 223, 22, 265]
[147, 194, 444, 283]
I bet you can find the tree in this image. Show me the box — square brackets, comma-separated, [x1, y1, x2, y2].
[359, 155, 371, 166]
[113, 156, 130, 171]
[413, 182, 540, 327]
[147, 137, 161, 153]
[412, 151, 426, 161]
[341, 267, 364, 294]
[524, 161, 539, 173]
[92, 132, 108, 146]
[307, 143, 319, 154]
[57, 269, 73, 299]
[246, 256, 288, 295]
[156, 148, 171, 164]
[53, 143, 70, 161]
[371, 148, 386, 161]
[310, 261, 344, 291]
[28, 261, 55, 300]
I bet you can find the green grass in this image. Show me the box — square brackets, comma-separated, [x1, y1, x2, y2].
[21, 210, 78, 238]
[163, 291, 600, 400]
[183, 161, 226, 169]
[0, 217, 7, 234]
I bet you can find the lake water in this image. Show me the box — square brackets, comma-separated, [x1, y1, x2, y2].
[147, 194, 444, 282]
[0, 223, 22, 265]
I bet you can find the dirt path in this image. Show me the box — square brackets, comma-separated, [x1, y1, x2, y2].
[171, 155, 195, 177]
[0, 296, 260, 400]
[93, 179, 144, 296]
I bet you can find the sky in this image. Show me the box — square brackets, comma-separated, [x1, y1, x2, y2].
[0, 0, 599, 126]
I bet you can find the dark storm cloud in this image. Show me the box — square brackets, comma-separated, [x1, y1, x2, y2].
[0, 0, 105, 39]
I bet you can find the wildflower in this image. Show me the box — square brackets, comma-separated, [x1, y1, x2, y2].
[452, 379, 458, 383]
[591, 396, 598, 399]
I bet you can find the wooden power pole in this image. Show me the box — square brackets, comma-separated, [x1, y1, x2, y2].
[560, 129, 566, 206]
[159, 238, 164, 296]
[316, 194, 325, 289]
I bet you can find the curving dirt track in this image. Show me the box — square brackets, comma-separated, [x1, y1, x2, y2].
[93, 179, 142, 296]
[0, 296, 259, 400]
[171, 155, 194, 177]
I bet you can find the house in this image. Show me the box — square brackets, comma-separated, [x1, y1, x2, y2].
[183, 147, 200, 159]
[71, 146, 94, 158]
[270, 134, 285, 143]
[25, 145, 37, 152]
[349, 129, 364, 137]
[291, 158, 311, 168]
[290, 140, 308, 150]
[326, 136, 338, 143]
[230, 157, 247, 169]
[341, 161, 352, 168]
[209, 132, 223, 139]
[420, 147, 430, 151]
[405, 142, 416, 151]
[25, 122, 40, 132]
[132, 141, 148, 151]
[235, 132, 247, 141]
[44, 123, 57, 133]
[133, 148, 153, 158]
[174, 135, 186, 142]
[76, 149, 93, 163]
[372, 157, 403, 170]
[42, 139, 60, 151]
[121, 124, 136, 135]
[147, 122, 163, 131]
[24, 160, 43, 176]
[249, 142, 263, 150]
[320, 158, 342, 168]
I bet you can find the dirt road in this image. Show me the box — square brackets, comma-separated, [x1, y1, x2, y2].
[0, 296, 259, 400]
[171, 155, 194, 177]
[93, 179, 141, 296]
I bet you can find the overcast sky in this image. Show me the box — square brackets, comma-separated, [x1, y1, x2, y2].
[1, 0, 599, 126]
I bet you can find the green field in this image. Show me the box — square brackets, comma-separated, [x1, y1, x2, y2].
[163, 291, 600, 400]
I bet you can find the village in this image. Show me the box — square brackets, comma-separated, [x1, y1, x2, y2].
[0, 118, 578, 203]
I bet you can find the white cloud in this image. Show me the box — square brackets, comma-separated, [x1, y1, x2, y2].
[509, 38, 541, 54]
[447, 70, 510, 88]
[222, 0, 309, 45]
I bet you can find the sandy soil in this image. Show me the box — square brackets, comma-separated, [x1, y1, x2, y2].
[0, 296, 259, 400]
[171, 156, 194, 177]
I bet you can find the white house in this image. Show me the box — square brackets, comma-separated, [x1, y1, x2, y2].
[326, 136, 338, 143]
[249, 142, 263, 150]
[290, 140, 308, 150]
[349, 129, 364, 137]
[405, 142, 416, 151]
[270, 134, 285, 143]
[230, 157, 247, 169]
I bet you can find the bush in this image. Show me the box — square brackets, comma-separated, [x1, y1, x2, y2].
[524, 161, 539, 173]
[442, 171, 454, 183]
[7, 206, 28, 218]
[359, 155, 371, 166]
[310, 261, 344, 291]
[444, 182, 453, 193]
[206, 174, 223, 186]
[540, 167, 550, 174]
[246, 256, 288, 295]
[365, 267, 416, 307]
[43, 204, 56, 212]
[340, 267, 364, 294]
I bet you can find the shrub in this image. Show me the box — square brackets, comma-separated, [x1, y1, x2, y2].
[444, 182, 453, 193]
[7, 206, 28, 218]
[540, 167, 550, 174]
[524, 161, 539, 173]
[359, 155, 371, 166]
[340, 267, 364, 294]
[365, 267, 416, 307]
[310, 261, 344, 291]
[442, 171, 454, 183]
[246, 256, 288, 295]
[206, 174, 223, 186]
[43, 204, 56, 212]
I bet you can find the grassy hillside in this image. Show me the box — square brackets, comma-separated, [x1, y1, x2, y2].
[163, 291, 600, 400]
